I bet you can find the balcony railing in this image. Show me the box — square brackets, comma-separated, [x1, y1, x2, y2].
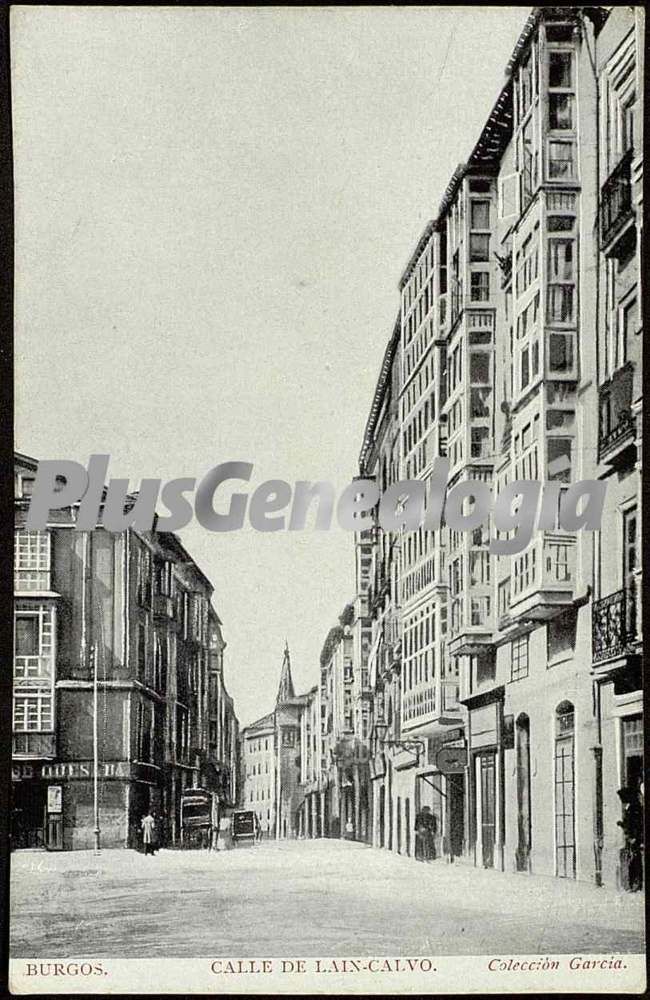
[600, 148, 633, 248]
[13, 731, 56, 757]
[599, 362, 635, 463]
[592, 585, 638, 664]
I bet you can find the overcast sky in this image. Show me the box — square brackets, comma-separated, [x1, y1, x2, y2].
[13, 5, 526, 727]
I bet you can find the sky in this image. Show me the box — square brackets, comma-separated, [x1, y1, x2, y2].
[12, 5, 527, 727]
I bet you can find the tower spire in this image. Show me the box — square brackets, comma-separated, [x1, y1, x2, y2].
[276, 642, 295, 704]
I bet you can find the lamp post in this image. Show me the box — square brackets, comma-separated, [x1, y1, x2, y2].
[91, 643, 101, 854]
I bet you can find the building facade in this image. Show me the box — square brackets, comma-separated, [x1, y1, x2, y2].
[12, 453, 239, 851]
[349, 4, 643, 890]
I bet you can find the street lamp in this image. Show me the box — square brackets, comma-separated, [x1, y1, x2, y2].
[372, 712, 425, 765]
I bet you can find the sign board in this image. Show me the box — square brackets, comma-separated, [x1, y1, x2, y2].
[47, 785, 62, 813]
[232, 810, 256, 839]
[435, 745, 468, 773]
[469, 703, 499, 749]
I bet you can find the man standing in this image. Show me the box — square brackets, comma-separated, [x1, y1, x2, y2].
[141, 810, 156, 856]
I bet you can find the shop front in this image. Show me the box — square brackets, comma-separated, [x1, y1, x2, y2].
[11, 759, 162, 851]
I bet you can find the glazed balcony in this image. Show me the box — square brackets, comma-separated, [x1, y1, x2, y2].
[599, 362, 636, 465]
[382, 607, 401, 653]
[592, 583, 640, 666]
[401, 676, 461, 734]
[509, 533, 576, 621]
[600, 148, 633, 249]
[448, 591, 494, 657]
[13, 731, 56, 758]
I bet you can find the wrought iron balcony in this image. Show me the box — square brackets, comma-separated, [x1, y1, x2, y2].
[599, 362, 635, 464]
[600, 148, 633, 249]
[592, 585, 638, 665]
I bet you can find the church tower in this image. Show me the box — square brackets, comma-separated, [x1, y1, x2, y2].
[276, 641, 296, 705]
[273, 642, 305, 839]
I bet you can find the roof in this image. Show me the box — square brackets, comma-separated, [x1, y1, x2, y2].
[244, 712, 275, 735]
[358, 314, 401, 471]
[398, 218, 439, 291]
[276, 642, 296, 704]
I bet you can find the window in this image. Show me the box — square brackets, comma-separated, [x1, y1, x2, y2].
[548, 239, 574, 280]
[548, 331, 574, 372]
[547, 284, 574, 324]
[549, 51, 573, 89]
[470, 271, 489, 302]
[15, 616, 38, 656]
[15, 530, 51, 591]
[13, 693, 53, 732]
[471, 200, 490, 229]
[471, 426, 490, 459]
[470, 387, 490, 418]
[470, 233, 490, 262]
[470, 352, 490, 384]
[547, 437, 572, 483]
[548, 94, 573, 129]
[511, 635, 529, 681]
[548, 140, 575, 179]
[499, 173, 518, 218]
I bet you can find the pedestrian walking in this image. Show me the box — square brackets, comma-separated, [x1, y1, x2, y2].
[141, 810, 156, 856]
[617, 785, 644, 891]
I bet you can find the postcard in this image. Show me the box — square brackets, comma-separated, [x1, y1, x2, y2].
[7, 4, 646, 994]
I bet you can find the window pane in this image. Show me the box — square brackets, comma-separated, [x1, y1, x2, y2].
[548, 438, 572, 483]
[548, 239, 574, 280]
[470, 271, 489, 302]
[549, 141, 574, 178]
[547, 284, 574, 323]
[15, 617, 38, 655]
[549, 332, 574, 371]
[470, 233, 490, 262]
[470, 352, 490, 384]
[471, 200, 490, 229]
[549, 51, 573, 88]
[549, 93, 574, 130]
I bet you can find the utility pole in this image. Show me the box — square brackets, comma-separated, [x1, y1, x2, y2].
[92, 643, 101, 854]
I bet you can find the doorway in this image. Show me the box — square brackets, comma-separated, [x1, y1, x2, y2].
[515, 714, 531, 872]
[554, 702, 576, 878]
[479, 752, 496, 868]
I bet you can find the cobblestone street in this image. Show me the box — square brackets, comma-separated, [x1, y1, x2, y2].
[10, 839, 644, 958]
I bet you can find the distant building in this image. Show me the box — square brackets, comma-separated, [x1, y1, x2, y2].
[240, 644, 306, 839]
[12, 453, 239, 850]
[240, 712, 276, 836]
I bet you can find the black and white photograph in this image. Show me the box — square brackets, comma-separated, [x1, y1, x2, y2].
[6, 4, 646, 994]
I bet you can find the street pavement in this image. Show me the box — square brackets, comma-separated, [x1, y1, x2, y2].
[10, 838, 644, 958]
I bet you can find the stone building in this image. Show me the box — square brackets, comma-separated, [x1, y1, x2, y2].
[11, 453, 239, 850]
[351, 4, 643, 889]
[241, 644, 306, 839]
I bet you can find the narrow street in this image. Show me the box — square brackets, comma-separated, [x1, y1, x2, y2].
[10, 839, 644, 958]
